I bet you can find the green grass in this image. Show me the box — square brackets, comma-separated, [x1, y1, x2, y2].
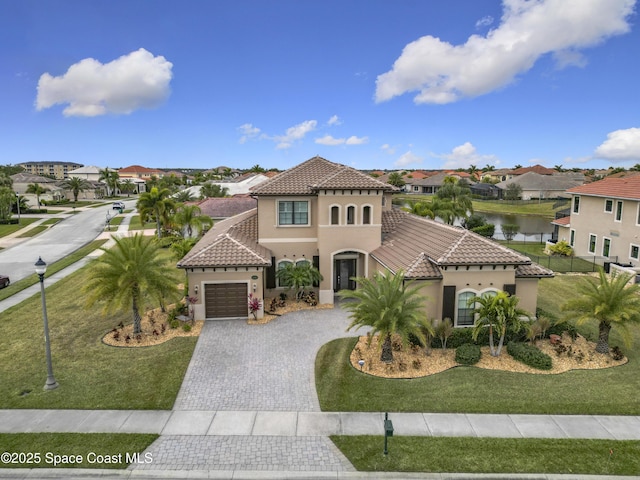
[127, 214, 155, 231]
[107, 216, 125, 227]
[501, 242, 599, 272]
[17, 226, 48, 238]
[316, 275, 640, 415]
[0, 256, 197, 409]
[331, 436, 640, 475]
[0, 240, 108, 302]
[395, 195, 566, 217]
[0, 218, 41, 238]
[41, 218, 62, 226]
[0, 433, 157, 469]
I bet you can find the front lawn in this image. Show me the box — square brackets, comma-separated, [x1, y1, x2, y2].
[331, 436, 640, 476]
[0, 218, 41, 238]
[501, 242, 599, 272]
[0, 258, 196, 409]
[316, 275, 640, 414]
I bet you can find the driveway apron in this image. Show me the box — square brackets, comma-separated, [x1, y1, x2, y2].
[173, 304, 358, 411]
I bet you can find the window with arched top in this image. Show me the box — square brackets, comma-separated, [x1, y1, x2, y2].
[363, 205, 371, 225]
[277, 260, 293, 287]
[331, 206, 340, 225]
[347, 205, 355, 225]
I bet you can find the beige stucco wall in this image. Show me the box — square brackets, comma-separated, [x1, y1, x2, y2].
[186, 267, 264, 320]
[569, 194, 640, 265]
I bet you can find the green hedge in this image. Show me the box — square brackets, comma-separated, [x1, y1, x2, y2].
[507, 342, 552, 370]
[455, 343, 482, 365]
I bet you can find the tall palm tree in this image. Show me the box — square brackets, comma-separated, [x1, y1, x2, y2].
[120, 179, 136, 197]
[83, 234, 180, 334]
[173, 189, 197, 203]
[60, 176, 91, 202]
[339, 271, 429, 363]
[435, 178, 473, 224]
[404, 201, 435, 219]
[137, 186, 175, 238]
[471, 291, 531, 357]
[199, 183, 229, 199]
[98, 168, 120, 197]
[172, 204, 213, 238]
[562, 269, 640, 354]
[26, 182, 49, 209]
[387, 172, 405, 188]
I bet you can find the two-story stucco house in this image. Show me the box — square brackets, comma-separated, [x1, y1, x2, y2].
[555, 175, 640, 267]
[178, 157, 552, 322]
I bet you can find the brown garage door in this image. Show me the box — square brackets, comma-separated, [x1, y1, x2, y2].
[204, 283, 248, 319]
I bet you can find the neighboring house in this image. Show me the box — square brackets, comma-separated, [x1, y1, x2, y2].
[118, 165, 165, 180]
[496, 172, 582, 200]
[183, 173, 271, 198]
[555, 176, 640, 268]
[470, 182, 502, 198]
[510, 164, 556, 177]
[177, 157, 552, 321]
[481, 168, 513, 183]
[405, 172, 470, 195]
[189, 195, 257, 221]
[10, 173, 63, 206]
[16, 161, 83, 180]
[67, 165, 111, 182]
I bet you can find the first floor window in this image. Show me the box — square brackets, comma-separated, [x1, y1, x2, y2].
[588, 234, 596, 254]
[569, 229, 575, 247]
[457, 292, 475, 326]
[277, 260, 293, 287]
[603, 238, 611, 257]
[630, 244, 639, 260]
[278, 201, 308, 225]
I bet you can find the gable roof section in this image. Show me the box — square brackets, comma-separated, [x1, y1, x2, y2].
[250, 156, 396, 195]
[496, 172, 581, 191]
[372, 210, 552, 279]
[566, 176, 640, 201]
[177, 209, 271, 268]
[511, 164, 555, 176]
[191, 196, 257, 219]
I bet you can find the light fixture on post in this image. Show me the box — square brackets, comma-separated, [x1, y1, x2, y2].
[35, 257, 59, 391]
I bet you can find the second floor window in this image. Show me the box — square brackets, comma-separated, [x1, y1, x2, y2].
[615, 201, 623, 221]
[279, 201, 308, 225]
[573, 196, 580, 214]
[331, 206, 339, 225]
[347, 206, 355, 225]
[363, 206, 371, 225]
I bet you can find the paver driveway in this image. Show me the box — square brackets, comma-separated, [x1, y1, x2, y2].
[173, 304, 360, 411]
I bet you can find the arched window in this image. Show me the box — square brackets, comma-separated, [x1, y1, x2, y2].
[331, 206, 339, 225]
[296, 259, 311, 268]
[277, 260, 293, 287]
[362, 205, 371, 225]
[347, 205, 355, 225]
[456, 291, 476, 327]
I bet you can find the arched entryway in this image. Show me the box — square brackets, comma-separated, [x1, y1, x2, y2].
[332, 251, 366, 292]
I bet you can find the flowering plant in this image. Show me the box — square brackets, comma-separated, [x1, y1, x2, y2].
[248, 294, 262, 321]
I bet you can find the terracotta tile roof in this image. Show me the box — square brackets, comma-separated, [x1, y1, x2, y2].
[511, 164, 555, 176]
[566, 176, 640, 200]
[118, 165, 164, 174]
[515, 263, 554, 278]
[177, 209, 271, 268]
[372, 209, 552, 279]
[250, 156, 396, 195]
[192, 196, 257, 219]
[551, 216, 571, 226]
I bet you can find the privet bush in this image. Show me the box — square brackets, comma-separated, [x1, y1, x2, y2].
[455, 343, 481, 365]
[507, 342, 552, 370]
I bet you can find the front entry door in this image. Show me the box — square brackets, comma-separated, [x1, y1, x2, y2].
[334, 258, 356, 291]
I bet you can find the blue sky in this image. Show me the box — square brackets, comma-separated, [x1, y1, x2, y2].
[2, 0, 639, 172]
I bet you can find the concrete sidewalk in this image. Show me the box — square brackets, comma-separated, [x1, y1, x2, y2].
[1, 409, 639, 440]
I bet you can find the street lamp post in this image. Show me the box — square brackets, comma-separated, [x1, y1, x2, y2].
[16, 193, 20, 224]
[35, 257, 59, 391]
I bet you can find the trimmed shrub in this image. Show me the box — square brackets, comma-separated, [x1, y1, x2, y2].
[455, 343, 481, 365]
[549, 240, 573, 256]
[471, 224, 495, 238]
[507, 342, 552, 370]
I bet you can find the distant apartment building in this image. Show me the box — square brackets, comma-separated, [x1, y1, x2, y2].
[17, 161, 83, 180]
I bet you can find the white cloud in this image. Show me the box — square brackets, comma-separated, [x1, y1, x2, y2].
[375, 0, 634, 104]
[436, 142, 499, 169]
[275, 120, 317, 149]
[475, 15, 494, 29]
[238, 123, 262, 144]
[394, 151, 423, 167]
[36, 48, 173, 116]
[315, 135, 369, 146]
[594, 127, 640, 161]
[327, 115, 341, 126]
[381, 144, 396, 155]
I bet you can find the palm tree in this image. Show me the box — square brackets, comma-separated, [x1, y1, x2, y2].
[83, 234, 180, 334]
[172, 204, 213, 238]
[339, 271, 428, 363]
[387, 172, 405, 188]
[26, 182, 49, 209]
[98, 168, 120, 197]
[276, 262, 323, 301]
[249, 164, 266, 173]
[60, 176, 91, 202]
[171, 237, 197, 296]
[434, 178, 473, 224]
[120, 179, 136, 197]
[404, 201, 435, 219]
[199, 183, 229, 198]
[173, 189, 197, 203]
[137, 186, 176, 238]
[471, 291, 531, 357]
[562, 269, 640, 354]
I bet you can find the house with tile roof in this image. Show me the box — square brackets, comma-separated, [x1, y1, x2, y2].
[555, 176, 640, 269]
[496, 172, 583, 200]
[178, 157, 552, 321]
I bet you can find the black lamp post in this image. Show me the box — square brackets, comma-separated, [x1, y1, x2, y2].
[35, 257, 59, 391]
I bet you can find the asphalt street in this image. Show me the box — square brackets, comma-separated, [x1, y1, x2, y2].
[0, 200, 136, 283]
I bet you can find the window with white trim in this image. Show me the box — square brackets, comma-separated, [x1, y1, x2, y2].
[588, 234, 597, 254]
[346, 205, 355, 225]
[615, 201, 623, 222]
[363, 205, 371, 225]
[603, 237, 611, 257]
[278, 201, 308, 225]
[604, 199, 613, 213]
[630, 244, 639, 261]
[569, 229, 575, 247]
[330, 206, 339, 225]
[456, 291, 475, 327]
[277, 259, 293, 287]
[573, 196, 580, 214]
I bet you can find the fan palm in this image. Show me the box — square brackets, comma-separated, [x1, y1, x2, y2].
[137, 186, 176, 238]
[83, 234, 180, 334]
[339, 271, 428, 363]
[173, 204, 212, 238]
[471, 291, 531, 357]
[60, 176, 91, 202]
[562, 269, 640, 354]
[199, 183, 229, 199]
[276, 262, 323, 301]
[26, 183, 49, 209]
[98, 168, 120, 196]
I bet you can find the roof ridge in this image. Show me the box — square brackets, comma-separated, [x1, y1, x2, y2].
[226, 234, 271, 263]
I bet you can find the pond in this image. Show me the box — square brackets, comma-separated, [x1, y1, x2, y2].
[479, 212, 554, 242]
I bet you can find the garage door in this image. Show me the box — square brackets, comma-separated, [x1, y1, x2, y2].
[204, 283, 248, 319]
